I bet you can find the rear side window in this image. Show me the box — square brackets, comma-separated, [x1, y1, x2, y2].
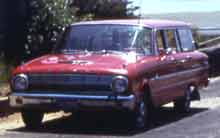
[178, 29, 195, 52]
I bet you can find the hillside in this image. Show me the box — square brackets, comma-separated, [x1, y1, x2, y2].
[144, 11, 220, 28]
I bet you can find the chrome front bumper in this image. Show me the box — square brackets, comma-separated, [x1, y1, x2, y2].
[9, 92, 136, 111]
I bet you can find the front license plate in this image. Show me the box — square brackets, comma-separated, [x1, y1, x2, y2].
[82, 100, 115, 107]
[55, 99, 78, 105]
[23, 98, 52, 104]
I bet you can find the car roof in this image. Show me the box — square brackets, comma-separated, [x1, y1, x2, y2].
[71, 19, 190, 28]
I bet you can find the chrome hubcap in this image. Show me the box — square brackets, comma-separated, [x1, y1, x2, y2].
[185, 87, 192, 109]
[137, 101, 146, 125]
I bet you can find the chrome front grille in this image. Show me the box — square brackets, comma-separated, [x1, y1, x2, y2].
[28, 74, 113, 92]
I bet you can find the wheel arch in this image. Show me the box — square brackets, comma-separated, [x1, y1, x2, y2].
[142, 84, 155, 107]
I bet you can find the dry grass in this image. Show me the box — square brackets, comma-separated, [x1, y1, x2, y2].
[0, 83, 10, 96]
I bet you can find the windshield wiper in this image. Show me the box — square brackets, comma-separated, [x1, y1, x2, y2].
[61, 49, 89, 54]
[60, 49, 125, 55]
[92, 50, 124, 55]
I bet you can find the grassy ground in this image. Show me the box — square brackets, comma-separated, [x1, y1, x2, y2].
[0, 59, 11, 96]
[0, 58, 12, 81]
[0, 83, 10, 96]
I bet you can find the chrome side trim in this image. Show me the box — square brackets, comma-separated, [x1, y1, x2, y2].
[151, 67, 208, 81]
[150, 67, 208, 93]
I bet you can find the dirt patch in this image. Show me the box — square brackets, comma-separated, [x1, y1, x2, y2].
[0, 97, 21, 130]
[0, 83, 10, 96]
[0, 97, 17, 118]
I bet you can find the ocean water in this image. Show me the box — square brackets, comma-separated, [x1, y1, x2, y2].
[132, 0, 220, 14]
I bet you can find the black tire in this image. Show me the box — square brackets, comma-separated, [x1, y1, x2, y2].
[70, 110, 81, 122]
[21, 110, 44, 129]
[133, 94, 150, 129]
[174, 87, 192, 113]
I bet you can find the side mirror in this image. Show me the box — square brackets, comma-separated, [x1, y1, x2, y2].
[158, 49, 167, 61]
[159, 48, 176, 57]
[194, 41, 199, 49]
[159, 49, 166, 56]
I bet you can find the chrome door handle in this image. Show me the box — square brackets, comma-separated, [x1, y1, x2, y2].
[186, 56, 193, 61]
[179, 59, 187, 63]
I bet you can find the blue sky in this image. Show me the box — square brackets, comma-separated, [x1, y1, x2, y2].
[132, 0, 220, 14]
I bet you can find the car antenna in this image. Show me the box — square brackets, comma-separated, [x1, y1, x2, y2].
[138, 0, 143, 24]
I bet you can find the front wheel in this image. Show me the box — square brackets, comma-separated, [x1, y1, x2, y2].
[133, 95, 150, 129]
[174, 86, 192, 113]
[21, 110, 44, 129]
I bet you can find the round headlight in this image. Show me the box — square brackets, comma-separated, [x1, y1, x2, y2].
[12, 74, 29, 91]
[111, 76, 128, 93]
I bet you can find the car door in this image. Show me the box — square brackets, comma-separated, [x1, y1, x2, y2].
[175, 28, 203, 85]
[177, 28, 197, 69]
[149, 29, 183, 106]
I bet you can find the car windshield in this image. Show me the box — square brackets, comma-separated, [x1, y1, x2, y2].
[55, 24, 152, 55]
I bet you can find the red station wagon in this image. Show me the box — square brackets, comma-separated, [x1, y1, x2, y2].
[9, 19, 209, 129]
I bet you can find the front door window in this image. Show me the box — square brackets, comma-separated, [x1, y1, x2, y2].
[156, 29, 180, 54]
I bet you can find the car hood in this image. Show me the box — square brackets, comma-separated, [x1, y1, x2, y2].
[14, 53, 140, 75]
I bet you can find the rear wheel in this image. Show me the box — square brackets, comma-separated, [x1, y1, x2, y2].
[21, 110, 44, 129]
[174, 86, 192, 113]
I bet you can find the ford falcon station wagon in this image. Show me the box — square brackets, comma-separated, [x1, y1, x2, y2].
[9, 19, 209, 129]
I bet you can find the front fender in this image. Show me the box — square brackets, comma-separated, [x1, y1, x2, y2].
[131, 78, 152, 103]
